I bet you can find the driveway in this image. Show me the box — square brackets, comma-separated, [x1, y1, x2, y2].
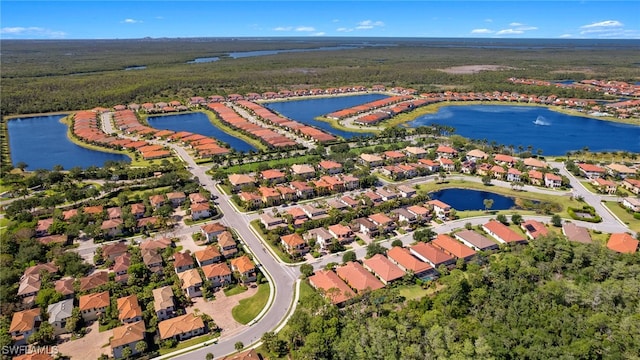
[187, 286, 258, 338]
[57, 322, 112, 360]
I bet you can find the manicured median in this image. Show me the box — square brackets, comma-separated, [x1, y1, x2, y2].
[231, 283, 270, 325]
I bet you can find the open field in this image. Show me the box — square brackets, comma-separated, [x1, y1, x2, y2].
[231, 283, 270, 325]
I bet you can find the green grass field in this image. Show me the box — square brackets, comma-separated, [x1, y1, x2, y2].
[603, 201, 640, 232]
[249, 220, 294, 263]
[223, 154, 320, 174]
[231, 283, 270, 325]
[224, 285, 248, 297]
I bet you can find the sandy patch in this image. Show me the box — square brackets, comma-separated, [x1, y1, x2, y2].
[439, 65, 516, 74]
[57, 322, 112, 360]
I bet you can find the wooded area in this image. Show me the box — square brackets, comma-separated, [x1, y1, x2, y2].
[3, 38, 639, 115]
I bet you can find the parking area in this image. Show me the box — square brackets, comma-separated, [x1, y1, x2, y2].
[57, 322, 112, 360]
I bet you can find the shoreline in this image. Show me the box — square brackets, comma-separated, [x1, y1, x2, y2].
[60, 115, 136, 162]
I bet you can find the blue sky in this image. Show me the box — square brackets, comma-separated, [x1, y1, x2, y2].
[2, 1, 639, 40]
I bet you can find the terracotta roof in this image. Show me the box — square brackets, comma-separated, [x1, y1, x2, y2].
[483, 220, 526, 244]
[24, 262, 58, 277]
[328, 224, 352, 236]
[261, 169, 286, 179]
[308, 270, 355, 304]
[202, 262, 232, 279]
[336, 261, 384, 292]
[194, 246, 221, 263]
[607, 233, 638, 254]
[173, 252, 194, 268]
[201, 222, 226, 234]
[369, 213, 393, 225]
[217, 231, 236, 248]
[427, 199, 451, 210]
[521, 220, 549, 239]
[158, 313, 205, 340]
[228, 174, 255, 186]
[140, 237, 173, 250]
[13, 354, 54, 360]
[117, 295, 142, 321]
[102, 242, 128, 258]
[410, 242, 455, 267]
[231, 255, 255, 274]
[79, 271, 109, 291]
[577, 163, 606, 173]
[111, 321, 145, 349]
[363, 254, 405, 283]
[79, 291, 109, 311]
[281, 233, 305, 247]
[55, 278, 75, 296]
[178, 269, 203, 289]
[318, 160, 342, 170]
[436, 145, 457, 154]
[432, 234, 476, 259]
[9, 308, 40, 333]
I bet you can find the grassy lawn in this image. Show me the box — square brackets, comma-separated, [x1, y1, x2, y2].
[123, 186, 173, 202]
[231, 283, 271, 325]
[580, 181, 599, 194]
[223, 154, 320, 174]
[314, 116, 379, 134]
[417, 179, 583, 219]
[198, 110, 268, 151]
[158, 334, 217, 355]
[224, 285, 248, 297]
[603, 201, 640, 232]
[398, 282, 445, 301]
[589, 230, 611, 245]
[249, 220, 294, 264]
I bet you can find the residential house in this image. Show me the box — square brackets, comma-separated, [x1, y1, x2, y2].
[376, 188, 398, 201]
[290, 164, 316, 179]
[607, 232, 638, 254]
[260, 213, 286, 230]
[113, 253, 131, 283]
[286, 207, 308, 227]
[194, 246, 223, 267]
[107, 207, 122, 219]
[363, 254, 404, 284]
[191, 202, 211, 220]
[131, 203, 146, 219]
[260, 169, 286, 184]
[404, 146, 428, 158]
[17, 274, 40, 306]
[79, 271, 109, 292]
[493, 154, 516, 167]
[290, 181, 314, 199]
[369, 213, 396, 233]
[363, 191, 382, 204]
[328, 224, 355, 244]
[301, 204, 327, 220]
[544, 173, 563, 188]
[355, 218, 379, 237]
[384, 150, 406, 163]
[482, 220, 527, 244]
[342, 175, 360, 190]
[360, 153, 384, 167]
[507, 168, 522, 182]
[577, 163, 606, 179]
[407, 205, 430, 223]
[392, 208, 417, 225]
[230, 256, 256, 283]
[84, 205, 104, 218]
[410, 242, 456, 268]
[228, 174, 256, 191]
[111, 321, 146, 359]
[428, 199, 452, 220]
[606, 163, 636, 179]
[622, 197, 640, 212]
[142, 249, 164, 274]
[454, 230, 499, 251]
[217, 231, 238, 257]
[622, 178, 640, 194]
[117, 295, 143, 324]
[166, 192, 187, 207]
[521, 220, 549, 240]
[79, 291, 109, 322]
[189, 192, 208, 204]
[327, 198, 349, 212]
[102, 242, 128, 261]
[592, 178, 617, 194]
[523, 157, 547, 169]
[201, 222, 227, 242]
[387, 246, 435, 279]
[397, 185, 416, 198]
[465, 149, 488, 162]
[439, 158, 455, 172]
[178, 269, 203, 298]
[55, 278, 75, 299]
[62, 209, 79, 221]
[140, 237, 173, 251]
[101, 218, 123, 237]
[308, 270, 355, 305]
[47, 299, 73, 335]
[202, 263, 233, 288]
[491, 165, 506, 179]
[276, 185, 297, 201]
[281, 233, 309, 256]
[158, 313, 206, 342]
[436, 145, 458, 159]
[336, 261, 385, 293]
[149, 194, 166, 209]
[173, 252, 194, 273]
[562, 223, 593, 244]
[307, 227, 335, 250]
[9, 308, 41, 345]
[152, 286, 175, 321]
[432, 234, 476, 261]
[418, 159, 440, 173]
[340, 195, 361, 208]
[318, 160, 343, 174]
[528, 170, 543, 186]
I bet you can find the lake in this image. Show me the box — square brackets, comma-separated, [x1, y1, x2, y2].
[264, 93, 389, 139]
[430, 188, 515, 211]
[407, 105, 640, 155]
[7, 115, 130, 170]
[147, 113, 256, 152]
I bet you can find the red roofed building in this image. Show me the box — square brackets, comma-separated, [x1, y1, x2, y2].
[308, 270, 355, 305]
[607, 233, 638, 254]
[520, 219, 549, 240]
[362, 254, 405, 284]
[280, 233, 309, 256]
[432, 234, 476, 261]
[336, 261, 384, 293]
[410, 242, 456, 268]
[483, 220, 527, 244]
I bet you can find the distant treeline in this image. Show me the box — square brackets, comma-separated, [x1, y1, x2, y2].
[2, 38, 639, 115]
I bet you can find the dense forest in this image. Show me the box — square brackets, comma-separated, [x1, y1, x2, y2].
[266, 234, 640, 360]
[3, 38, 640, 115]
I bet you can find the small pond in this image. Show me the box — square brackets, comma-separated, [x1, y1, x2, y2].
[429, 188, 515, 211]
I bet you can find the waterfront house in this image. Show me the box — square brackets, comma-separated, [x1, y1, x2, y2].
[428, 200, 452, 220]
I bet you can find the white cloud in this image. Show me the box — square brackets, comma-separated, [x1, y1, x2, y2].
[295, 26, 315, 32]
[559, 34, 573, 38]
[471, 28, 493, 34]
[496, 29, 524, 35]
[0, 26, 66, 38]
[312, 32, 326, 36]
[356, 20, 384, 30]
[581, 20, 623, 29]
[509, 22, 524, 26]
[517, 26, 538, 31]
[273, 26, 292, 31]
[336, 27, 352, 32]
[122, 18, 142, 24]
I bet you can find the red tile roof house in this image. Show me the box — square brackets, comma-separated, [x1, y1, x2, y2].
[202, 262, 233, 288]
[113, 253, 131, 283]
[436, 145, 458, 159]
[173, 252, 195, 273]
[117, 295, 143, 324]
[386, 246, 435, 278]
[55, 278, 75, 299]
[336, 261, 385, 293]
[231, 256, 257, 283]
[158, 313, 206, 342]
[79, 291, 110, 322]
[544, 173, 563, 188]
[355, 217, 379, 237]
[18, 274, 41, 306]
[149, 194, 166, 209]
[142, 249, 164, 274]
[520, 219, 549, 240]
[194, 246, 222, 267]
[290, 164, 316, 179]
[130, 203, 146, 219]
[228, 174, 256, 192]
[201, 222, 227, 242]
[217, 231, 238, 257]
[363, 254, 405, 284]
[328, 224, 355, 244]
[428, 199, 452, 220]
[622, 178, 640, 195]
[79, 271, 110, 292]
[35, 218, 53, 237]
[107, 206, 122, 219]
[166, 191, 187, 207]
[507, 168, 522, 182]
[369, 213, 396, 233]
[281, 233, 309, 257]
[592, 178, 617, 194]
[102, 242, 128, 261]
[432, 234, 477, 262]
[607, 233, 639, 254]
[482, 220, 527, 245]
[290, 181, 315, 199]
[153, 286, 176, 321]
[318, 160, 343, 174]
[101, 218, 123, 237]
[577, 163, 607, 179]
[178, 268, 203, 298]
[190, 202, 211, 220]
[189, 192, 208, 204]
[308, 269, 355, 305]
[306, 227, 335, 250]
[410, 242, 456, 268]
[9, 308, 41, 345]
[261, 169, 287, 184]
[111, 321, 146, 359]
[454, 230, 499, 251]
